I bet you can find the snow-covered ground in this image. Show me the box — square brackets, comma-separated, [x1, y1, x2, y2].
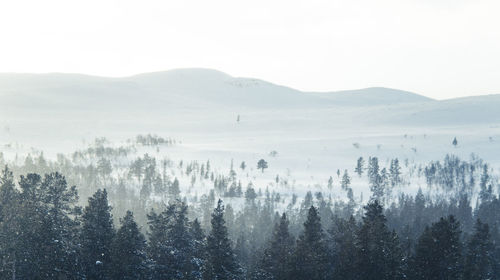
[2, 68, 500, 203]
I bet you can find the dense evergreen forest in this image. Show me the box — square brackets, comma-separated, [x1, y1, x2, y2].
[1, 136, 500, 279]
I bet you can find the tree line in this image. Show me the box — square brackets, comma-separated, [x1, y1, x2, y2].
[1, 167, 499, 279]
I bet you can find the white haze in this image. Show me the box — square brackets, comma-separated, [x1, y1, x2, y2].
[0, 0, 500, 99]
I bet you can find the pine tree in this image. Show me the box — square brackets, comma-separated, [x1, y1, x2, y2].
[257, 159, 268, 173]
[12, 173, 81, 279]
[170, 177, 180, 197]
[0, 167, 20, 279]
[110, 211, 149, 280]
[413, 215, 462, 280]
[147, 202, 201, 279]
[260, 213, 295, 280]
[389, 158, 401, 187]
[81, 189, 115, 280]
[355, 157, 365, 177]
[463, 219, 494, 280]
[327, 176, 333, 189]
[292, 206, 329, 280]
[341, 170, 351, 191]
[204, 199, 242, 279]
[190, 218, 207, 277]
[329, 216, 358, 280]
[356, 201, 404, 280]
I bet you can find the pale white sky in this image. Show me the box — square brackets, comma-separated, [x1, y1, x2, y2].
[0, 0, 499, 99]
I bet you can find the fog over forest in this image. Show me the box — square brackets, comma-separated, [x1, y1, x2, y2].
[1, 68, 500, 279]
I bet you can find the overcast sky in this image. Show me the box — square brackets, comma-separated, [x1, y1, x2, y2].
[0, 0, 499, 99]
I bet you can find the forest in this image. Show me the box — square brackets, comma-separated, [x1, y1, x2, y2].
[0, 136, 499, 279]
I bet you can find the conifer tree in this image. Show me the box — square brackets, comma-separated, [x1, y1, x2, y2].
[148, 202, 201, 279]
[356, 201, 404, 280]
[292, 206, 329, 280]
[355, 157, 365, 177]
[81, 189, 115, 280]
[341, 170, 351, 191]
[413, 215, 462, 280]
[110, 211, 149, 280]
[205, 199, 242, 279]
[329, 216, 358, 280]
[0, 167, 20, 279]
[463, 219, 494, 280]
[260, 213, 295, 280]
[257, 159, 268, 173]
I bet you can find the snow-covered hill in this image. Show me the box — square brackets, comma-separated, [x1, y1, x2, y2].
[1, 68, 500, 192]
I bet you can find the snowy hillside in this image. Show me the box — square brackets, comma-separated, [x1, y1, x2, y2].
[2, 68, 500, 192]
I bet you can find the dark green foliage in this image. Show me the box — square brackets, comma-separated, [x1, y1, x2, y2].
[110, 211, 149, 280]
[260, 213, 295, 280]
[464, 219, 494, 280]
[413, 215, 462, 280]
[205, 199, 242, 279]
[292, 206, 329, 280]
[0, 167, 20, 279]
[329, 216, 358, 280]
[6, 172, 81, 279]
[356, 201, 404, 280]
[81, 189, 115, 280]
[147, 201, 202, 279]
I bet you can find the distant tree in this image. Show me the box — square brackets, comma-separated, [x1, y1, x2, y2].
[389, 158, 401, 187]
[97, 157, 112, 180]
[148, 201, 202, 279]
[110, 211, 148, 280]
[327, 176, 334, 189]
[245, 185, 257, 201]
[240, 161, 246, 171]
[453, 137, 458, 147]
[341, 170, 351, 191]
[129, 157, 144, 182]
[169, 177, 180, 197]
[257, 159, 268, 173]
[355, 157, 365, 177]
[204, 199, 242, 279]
[479, 164, 493, 203]
[81, 189, 115, 280]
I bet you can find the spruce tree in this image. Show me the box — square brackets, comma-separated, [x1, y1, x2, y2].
[463, 219, 494, 280]
[205, 199, 242, 279]
[292, 206, 329, 280]
[12, 173, 81, 279]
[147, 202, 201, 279]
[81, 189, 115, 280]
[0, 167, 20, 279]
[110, 211, 149, 280]
[356, 201, 404, 280]
[329, 216, 358, 280]
[341, 170, 351, 191]
[413, 215, 462, 280]
[260, 213, 295, 280]
[355, 156, 365, 177]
